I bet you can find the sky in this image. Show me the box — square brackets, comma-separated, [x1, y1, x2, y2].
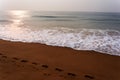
[0, 0, 120, 12]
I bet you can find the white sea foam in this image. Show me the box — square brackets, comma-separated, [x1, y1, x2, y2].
[0, 25, 120, 56]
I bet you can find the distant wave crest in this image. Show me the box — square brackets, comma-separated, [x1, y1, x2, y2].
[0, 20, 13, 23]
[33, 15, 77, 18]
[83, 18, 120, 21]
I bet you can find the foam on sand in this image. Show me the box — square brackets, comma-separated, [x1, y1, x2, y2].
[0, 25, 120, 56]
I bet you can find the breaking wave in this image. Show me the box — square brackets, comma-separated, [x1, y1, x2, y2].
[0, 25, 120, 56]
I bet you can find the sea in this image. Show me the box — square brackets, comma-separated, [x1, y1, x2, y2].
[0, 11, 120, 56]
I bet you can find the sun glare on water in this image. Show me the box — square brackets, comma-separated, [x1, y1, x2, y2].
[10, 10, 28, 18]
[5, 10, 30, 36]
[9, 10, 29, 25]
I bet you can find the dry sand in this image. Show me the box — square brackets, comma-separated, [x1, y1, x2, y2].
[0, 39, 120, 80]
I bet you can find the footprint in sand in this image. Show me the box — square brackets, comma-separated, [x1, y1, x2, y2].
[0, 53, 3, 55]
[43, 73, 51, 76]
[32, 62, 38, 65]
[67, 72, 76, 77]
[0, 55, 8, 63]
[20, 59, 29, 63]
[0, 55, 80, 79]
[12, 57, 19, 60]
[84, 74, 94, 79]
[55, 68, 63, 72]
[41, 64, 49, 68]
[2, 55, 7, 58]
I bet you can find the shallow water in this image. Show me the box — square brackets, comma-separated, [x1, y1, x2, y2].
[0, 11, 120, 56]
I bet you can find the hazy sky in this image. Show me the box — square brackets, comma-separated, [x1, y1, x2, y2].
[0, 0, 120, 12]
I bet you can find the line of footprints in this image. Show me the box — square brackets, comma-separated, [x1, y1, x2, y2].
[0, 53, 94, 80]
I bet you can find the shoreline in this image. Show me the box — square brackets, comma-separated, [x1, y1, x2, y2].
[0, 39, 120, 80]
[0, 39, 119, 57]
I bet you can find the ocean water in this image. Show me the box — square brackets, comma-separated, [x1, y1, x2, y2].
[0, 11, 120, 56]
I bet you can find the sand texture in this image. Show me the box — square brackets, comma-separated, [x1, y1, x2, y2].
[0, 40, 120, 80]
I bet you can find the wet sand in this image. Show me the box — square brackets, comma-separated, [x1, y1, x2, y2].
[0, 39, 120, 80]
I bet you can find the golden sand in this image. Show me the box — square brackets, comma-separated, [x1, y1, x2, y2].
[0, 40, 120, 80]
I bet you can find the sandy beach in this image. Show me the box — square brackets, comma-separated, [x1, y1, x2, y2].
[0, 39, 120, 80]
